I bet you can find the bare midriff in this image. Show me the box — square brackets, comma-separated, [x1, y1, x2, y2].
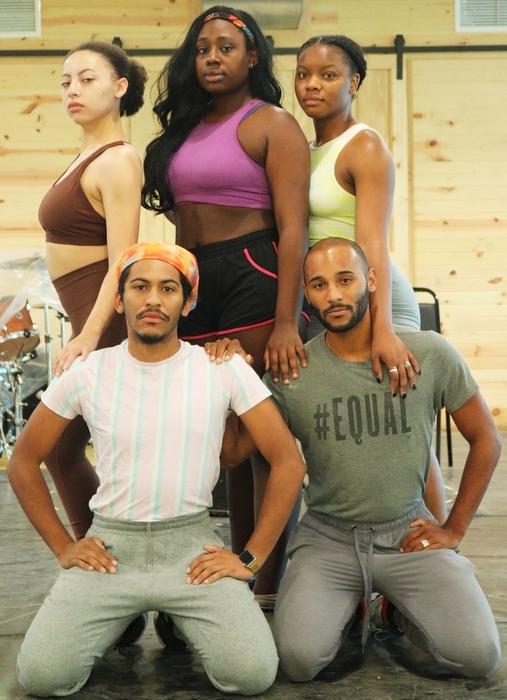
[46, 242, 109, 281]
[173, 203, 275, 248]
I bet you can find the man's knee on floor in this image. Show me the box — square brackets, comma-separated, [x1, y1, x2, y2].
[17, 653, 89, 698]
[208, 648, 278, 695]
[280, 657, 318, 683]
[454, 635, 501, 678]
[276, 633, 336, 682]
[432, 626, 501, 679]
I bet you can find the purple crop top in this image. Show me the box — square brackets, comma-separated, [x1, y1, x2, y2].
[168, 98, 272, 210]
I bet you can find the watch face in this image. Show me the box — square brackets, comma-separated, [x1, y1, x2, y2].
[239, 550, 255, 567]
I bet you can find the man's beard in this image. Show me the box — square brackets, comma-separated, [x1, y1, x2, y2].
[134, 330, 171, 345]
[134, 308, 174, 345]
[312, 286, 369, 333]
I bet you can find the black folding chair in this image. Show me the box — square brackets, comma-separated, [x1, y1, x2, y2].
[413, 287, 453, 467]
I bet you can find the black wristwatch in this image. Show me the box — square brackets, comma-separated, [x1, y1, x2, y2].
[239, 549, 260, 575]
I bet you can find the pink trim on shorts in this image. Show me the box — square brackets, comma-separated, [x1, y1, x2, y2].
[180, 309, 310, 341]
[243, 248, 278, 279]
[180, 317, 276, 341]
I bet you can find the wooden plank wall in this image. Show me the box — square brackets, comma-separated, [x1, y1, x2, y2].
[409, 55, 507, 426]
[0, 0, 504, 50]
[0, 1, 506, 425]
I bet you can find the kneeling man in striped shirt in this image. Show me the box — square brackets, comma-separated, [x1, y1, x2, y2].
[8, 242, 305, 698]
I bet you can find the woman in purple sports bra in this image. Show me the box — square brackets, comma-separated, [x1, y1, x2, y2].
[38, 42, 147, 538]
[142, 5, 310, 595]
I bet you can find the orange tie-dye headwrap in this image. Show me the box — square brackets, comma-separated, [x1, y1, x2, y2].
[117, 242, 199, 306]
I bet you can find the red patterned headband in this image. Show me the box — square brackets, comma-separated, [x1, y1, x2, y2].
[202, 11, 256, 46]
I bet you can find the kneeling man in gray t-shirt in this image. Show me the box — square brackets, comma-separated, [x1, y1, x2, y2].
[222, 236, 501, 682]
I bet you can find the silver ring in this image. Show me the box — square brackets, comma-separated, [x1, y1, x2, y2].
[420, 538, 430, 549]
[388, 366, 398, 374]
[404, 360, 411, 368]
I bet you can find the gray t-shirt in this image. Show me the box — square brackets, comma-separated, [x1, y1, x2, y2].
[264, 331, 478, 523]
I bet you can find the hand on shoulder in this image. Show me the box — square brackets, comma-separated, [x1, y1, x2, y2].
[204, 337, 253, 365]
[54, 330, 101, 376]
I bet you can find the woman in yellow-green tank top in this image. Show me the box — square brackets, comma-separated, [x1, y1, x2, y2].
[297, 37, 420, 357]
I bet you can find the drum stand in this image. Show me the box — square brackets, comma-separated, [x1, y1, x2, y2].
[43, 304, 52, 386]
[41, 305, 69, 385]
[0, 362, 25, 458]
[0, 303, 69, 457]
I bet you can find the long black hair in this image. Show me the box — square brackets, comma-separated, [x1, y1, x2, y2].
[298, 35, 367, 89]
[142, 5, 282, 214]
[68, 42, 148, 116]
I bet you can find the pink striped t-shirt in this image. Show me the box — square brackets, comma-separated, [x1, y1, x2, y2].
[42, 340, 270, 521]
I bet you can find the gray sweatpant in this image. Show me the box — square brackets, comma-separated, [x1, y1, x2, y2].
[274, 504, 500, 681]
[17, 510, 278, 697]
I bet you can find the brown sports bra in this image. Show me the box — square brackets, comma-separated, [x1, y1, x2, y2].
[39, 141, 125, 246]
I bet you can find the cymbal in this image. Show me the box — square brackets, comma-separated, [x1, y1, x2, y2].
[0, 254, 45, 271]
[0, 256, 63, 316]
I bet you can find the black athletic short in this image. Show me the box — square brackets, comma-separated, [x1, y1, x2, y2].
[178, 229, 281, 340]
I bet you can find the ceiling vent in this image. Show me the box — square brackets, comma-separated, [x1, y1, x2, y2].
[0, 0, 40, 36]
[200, 1, 303, 29]
[456, 0, 507, 31]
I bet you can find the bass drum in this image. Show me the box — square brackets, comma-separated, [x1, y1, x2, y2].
[0, 298, 40, 362]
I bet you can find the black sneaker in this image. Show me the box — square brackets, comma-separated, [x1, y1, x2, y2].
[369, 595, 404, 641]
[254, 593, 277, 612]
[115, 613, 148, 652]
[154, 612, 187, 651]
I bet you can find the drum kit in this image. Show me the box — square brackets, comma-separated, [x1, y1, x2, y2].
[0, 256, 69, 458]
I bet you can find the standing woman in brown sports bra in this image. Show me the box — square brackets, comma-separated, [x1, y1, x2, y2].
[38, 42, 147, 538]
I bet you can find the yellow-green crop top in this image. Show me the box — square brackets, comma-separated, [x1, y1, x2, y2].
[308, 123, 378, 247]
